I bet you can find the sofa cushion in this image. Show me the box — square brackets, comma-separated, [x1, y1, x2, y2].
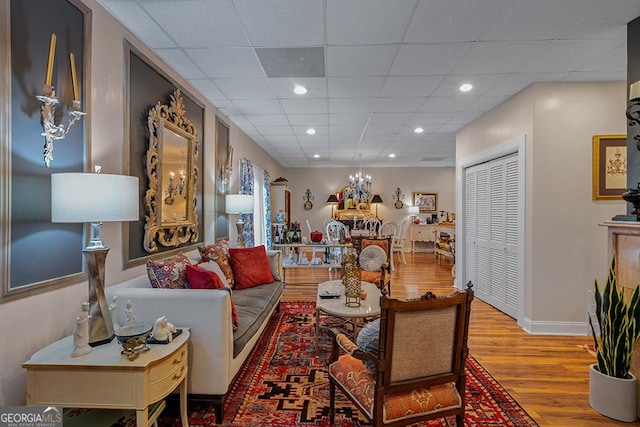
[198, 241, 234, 287]
[232, 282, 283, 357]
[266, 250, 282, 282]
[229, 245, 274, 290]
[146, 254, 190, 289]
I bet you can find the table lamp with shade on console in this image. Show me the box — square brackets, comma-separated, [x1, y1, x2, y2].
[51, 171, 139, 347]
[326, 194, 339, 219]
[226, 194, 254, 248]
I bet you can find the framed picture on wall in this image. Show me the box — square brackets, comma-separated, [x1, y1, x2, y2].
[592, 134, 627, 200]
[412, 192, 438, 213]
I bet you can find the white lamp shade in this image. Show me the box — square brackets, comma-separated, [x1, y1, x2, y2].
[226, 194, 254, 214]
[51, 173, 139, 223]
[408, 206, 420, 215]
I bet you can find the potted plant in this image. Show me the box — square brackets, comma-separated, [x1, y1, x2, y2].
[588, 256, 640, 422]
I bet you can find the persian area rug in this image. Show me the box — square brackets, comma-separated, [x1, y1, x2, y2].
[158, 301, 538, 427]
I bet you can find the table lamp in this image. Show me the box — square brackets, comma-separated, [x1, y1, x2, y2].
[51, 172, 139, 346]
[226, 194, 254, 247]
[326, 194, 339, 219]
[371, 194, 383, 219]
[408, 205, 420, 223]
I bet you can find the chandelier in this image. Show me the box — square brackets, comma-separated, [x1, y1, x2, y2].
[348, 154, 372, 205]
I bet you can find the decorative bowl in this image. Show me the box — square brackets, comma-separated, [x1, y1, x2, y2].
[310, 230, 323, 242]
[115, 324, 152, 360]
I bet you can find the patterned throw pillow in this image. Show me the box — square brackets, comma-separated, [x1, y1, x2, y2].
[146, 254, 190, 289]
[229, 245, 275, 290]
[198, 241, 234, 287]
[185, 263, 239, 329]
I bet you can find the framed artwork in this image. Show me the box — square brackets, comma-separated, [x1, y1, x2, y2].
[592, 135, 627, 200]
[412, 192, 438, 213]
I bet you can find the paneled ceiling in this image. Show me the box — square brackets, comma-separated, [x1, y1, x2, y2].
[96, 0, 640, 168]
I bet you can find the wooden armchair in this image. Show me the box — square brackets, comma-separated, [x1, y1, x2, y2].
[328, 284, 474, 427]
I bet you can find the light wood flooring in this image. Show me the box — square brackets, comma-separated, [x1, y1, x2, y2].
[281, 252, 630, 427]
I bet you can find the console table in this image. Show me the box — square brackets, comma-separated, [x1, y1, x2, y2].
[410, 224, 435, 253]
[23, 328, 190, 427]
[434, 224, 455, 262]
[273, 242, 353, 283]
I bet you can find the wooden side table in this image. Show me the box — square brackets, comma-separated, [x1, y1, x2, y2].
[23, 328, 190, 427]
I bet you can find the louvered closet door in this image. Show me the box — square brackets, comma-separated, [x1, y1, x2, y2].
[465, 153, 519, 318]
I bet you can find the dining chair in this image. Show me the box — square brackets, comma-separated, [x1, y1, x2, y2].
[393, 219, 411, 266]
[379, 222, 398, 270]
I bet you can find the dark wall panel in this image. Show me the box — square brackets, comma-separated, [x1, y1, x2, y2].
[627, 17, 640, 203]
[10, 0, 85, 287]
[127, 49, 205, 262]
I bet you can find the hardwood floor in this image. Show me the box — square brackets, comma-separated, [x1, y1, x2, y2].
[281, 252, 629, 426]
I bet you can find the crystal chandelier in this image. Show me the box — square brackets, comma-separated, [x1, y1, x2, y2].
[348, 154, 372, 205]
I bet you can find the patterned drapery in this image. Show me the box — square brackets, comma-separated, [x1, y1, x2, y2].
[240, 159, 254, 247]
[264, 170, 272, 249]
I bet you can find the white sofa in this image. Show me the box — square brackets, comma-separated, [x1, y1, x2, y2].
[105, 255, 283, 421]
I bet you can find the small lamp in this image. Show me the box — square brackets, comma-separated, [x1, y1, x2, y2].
[371, 194, 383, 219]
[408, 206, 420, 223]
[51, 172, 139, 346]
[326, 194, 339, 219]
[226, 194, 254, 248]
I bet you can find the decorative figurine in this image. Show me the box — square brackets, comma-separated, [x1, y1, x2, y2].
[71, 302, 91, 357]
[124, 300, 136, 328]
[108, 295, 119, 330]
[152, 316, 177, 342]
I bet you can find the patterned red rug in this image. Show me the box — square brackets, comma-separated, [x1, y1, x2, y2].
[159, 301, 538, 426]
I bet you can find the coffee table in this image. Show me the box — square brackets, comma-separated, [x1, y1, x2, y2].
[315, 279, 381, 354]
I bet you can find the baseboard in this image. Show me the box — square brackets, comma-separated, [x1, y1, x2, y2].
[521, 318, 589, 336]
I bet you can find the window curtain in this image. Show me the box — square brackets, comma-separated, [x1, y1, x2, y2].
[240, 159, 254, 247]
[263, 170, 272, 249]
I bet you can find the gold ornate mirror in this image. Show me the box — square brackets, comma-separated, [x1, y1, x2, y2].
[144, 89, 199, 252]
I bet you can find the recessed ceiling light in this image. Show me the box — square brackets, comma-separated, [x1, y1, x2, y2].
[459, 83, 473, 92]
[294, 85, 308, 95]
[414, 127, 424, 134]
[306, 128, 316, 135]
[388, 153, 396, 158]
[313, 154, 320, 159]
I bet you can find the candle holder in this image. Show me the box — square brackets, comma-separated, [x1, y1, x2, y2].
[36, 84, 85, 168]
[627, 97, 640, 151]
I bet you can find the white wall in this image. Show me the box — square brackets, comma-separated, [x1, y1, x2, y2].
[457, 82, 626, 332]
[285, 166, 455, 249]
[0, 0, 282, 405]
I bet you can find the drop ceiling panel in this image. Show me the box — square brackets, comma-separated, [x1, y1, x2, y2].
[213, 78, 275, 99]
[327, 46, 398, 77]
[329, 113, 370, 126]
[187, 48, 265, 78]
[329, 98, 376, 113]
[212, 100, 243, 116]
[156, 49, 207, 79]
[328, 77, 386, 98]
[326, 0, 416, 45]
[373, 97, 425, 113]
[483, 72, 569, 97]
[380, 76, 444, 97]
[451, 41, 550, 75]
[562, 71, 627, 82]
[280, 99, 328, 114]
[234, 0, 324, 47]
[232, 99, 284, 115]
[293, 126, 329, 136]
[369, 113, 412, 125]
[189, 79, 227, 100]
[141, 0, 250, 47]
[101, 2, 176, 48]
[246, 115, 290, 126]
[391, 43, 473, 76]
[515, 39, 626, 73]
[405, 0, 512, 43]
[430, 74, 509, 97]
[287, 114, 329, 126]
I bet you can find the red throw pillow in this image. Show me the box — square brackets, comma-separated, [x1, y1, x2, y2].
[229, 245, 275, 290]
[185, 264, 239, 328]
[185, 264, 225, 289]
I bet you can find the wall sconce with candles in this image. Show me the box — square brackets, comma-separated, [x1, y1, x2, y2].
[303, 189, 314, 210]
[165, 170, 186, 205]
[219, 144, 234, 187]
[627, 81, 640, 151]
[37, 33, 85, 168]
